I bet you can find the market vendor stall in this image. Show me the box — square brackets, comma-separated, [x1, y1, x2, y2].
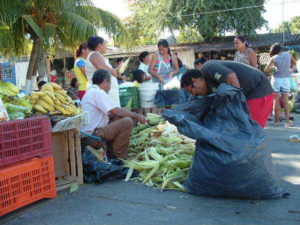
[0, 80, 86, 216]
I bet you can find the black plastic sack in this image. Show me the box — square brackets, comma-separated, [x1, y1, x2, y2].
[82, 146, 138, 184]
[154, 89, 191, 107]
[294, 91, 300, 113]
[163, 84, 285, 199]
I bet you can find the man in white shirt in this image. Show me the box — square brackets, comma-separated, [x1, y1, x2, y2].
[138, 51, 152, 83]
[81, 69, 146, 159]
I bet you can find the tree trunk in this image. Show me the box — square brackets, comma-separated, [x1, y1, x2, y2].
[25, 37, 40, 93]
[36, 47, 48, 82]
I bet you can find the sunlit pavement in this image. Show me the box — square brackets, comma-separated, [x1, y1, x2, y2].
[1, 114, 300, 225]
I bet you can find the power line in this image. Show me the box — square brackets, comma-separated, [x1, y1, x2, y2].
[162, 0, 300, 20]
[165, 5, 264, 19]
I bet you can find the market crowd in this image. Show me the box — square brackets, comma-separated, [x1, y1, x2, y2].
[60, 35, 297, 160]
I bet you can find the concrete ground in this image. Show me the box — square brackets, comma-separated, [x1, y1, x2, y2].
[1, 115, 300, 225]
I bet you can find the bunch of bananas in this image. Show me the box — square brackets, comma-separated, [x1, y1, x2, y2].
[30, 82, 80, 116]
[0, 81, 20, 96]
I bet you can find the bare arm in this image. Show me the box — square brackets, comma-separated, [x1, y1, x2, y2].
[110, 107, 146, 124]
[264, 59, 274, 73]
[149, 54, 163, 83]
[143, 75, 151, 81]
[249, 49, 258, 68]
[89, 53, 118, 77]
[225, 72, 240, 88]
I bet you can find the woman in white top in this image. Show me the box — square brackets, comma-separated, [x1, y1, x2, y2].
[86, 36, 121, 107]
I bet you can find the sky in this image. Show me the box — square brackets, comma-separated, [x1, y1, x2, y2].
[93, 0, 300, 38]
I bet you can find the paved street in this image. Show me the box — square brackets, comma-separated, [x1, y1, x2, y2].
[1, 115, 300, 225]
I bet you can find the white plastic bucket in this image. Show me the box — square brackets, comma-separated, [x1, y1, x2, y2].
[139, 83, 160, 108]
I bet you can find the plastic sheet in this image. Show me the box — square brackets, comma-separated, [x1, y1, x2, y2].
[163, 84, 285, 199]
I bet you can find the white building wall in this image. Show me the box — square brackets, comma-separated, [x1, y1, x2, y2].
[176, 50, 195, 69]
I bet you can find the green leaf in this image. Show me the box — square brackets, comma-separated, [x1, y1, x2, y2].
[22, 15, 45, 42]
[69, 183, 79, 193]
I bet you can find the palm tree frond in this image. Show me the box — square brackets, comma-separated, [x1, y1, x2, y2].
[22, 15, 46, 41]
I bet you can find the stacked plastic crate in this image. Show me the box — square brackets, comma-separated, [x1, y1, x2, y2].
[0, 116, 56, 217]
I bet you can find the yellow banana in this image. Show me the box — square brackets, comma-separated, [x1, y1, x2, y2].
[73, 108, 82, 116]
[53, 99, 62, 106]
[56, 89, 67, 97]
[41, 84, 54, 92]
[43, 91, 56, 100]
[32, 91, 46, 97]
[0, 85, 4, 95]
[48, 82, 62, 90]
[41, 95, 54, 106]
[55, 93, 66, 103]
[33, 104, 47, 114]
[2, 88, 13, 96]
[62, 104, 74, 114]
[54, 105, 69, 115]
[3, 82, 20, 94]
[36, 100, 55, 112]
[66, 95, 74, 103]
[30, 99, 37, 105]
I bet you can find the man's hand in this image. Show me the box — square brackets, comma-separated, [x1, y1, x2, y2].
[137, 115, 146, 124]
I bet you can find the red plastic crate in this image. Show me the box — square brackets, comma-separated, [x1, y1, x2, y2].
[0, 116, 52, 166]
[0, 156, 56, 216]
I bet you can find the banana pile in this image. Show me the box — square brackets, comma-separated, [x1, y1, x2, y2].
[30, 82, 80, 116]
[0, 81, 20, 96]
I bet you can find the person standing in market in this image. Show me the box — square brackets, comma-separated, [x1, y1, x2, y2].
[74, 42, 90, 100]
[138, 51, 152, 83]
[181, 60, 274, 128]
[149, 39, 179, 84]
[234, 36, 258, 68]
[86, 36, 121, 107]
[81, 69, 146, 159]
[265, 44, 296, 127]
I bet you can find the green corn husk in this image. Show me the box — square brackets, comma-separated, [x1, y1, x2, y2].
[125, 113, 196, 192]
[146, 113, 165, 126]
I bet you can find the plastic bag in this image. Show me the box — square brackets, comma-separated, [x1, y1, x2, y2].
[294, 91, 300, 113]
[154, 89, 191, 107]
[163, 76, 180, 90]
[163, 84, 285, 199]
[82, 145, 138, 183]
[290, 76, 298, 93]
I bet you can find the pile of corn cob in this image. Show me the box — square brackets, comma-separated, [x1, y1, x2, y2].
[124, 114, 195, 192]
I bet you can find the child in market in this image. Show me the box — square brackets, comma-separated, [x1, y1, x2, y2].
[67, 78, 79, 100]
[132, 69, 147, 84]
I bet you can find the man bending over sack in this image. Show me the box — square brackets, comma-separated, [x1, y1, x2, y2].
[81, 69, 146, 159]
[181, 60, 274, 128]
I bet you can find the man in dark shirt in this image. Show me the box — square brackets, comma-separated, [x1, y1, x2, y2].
[181, 60, 274, 128]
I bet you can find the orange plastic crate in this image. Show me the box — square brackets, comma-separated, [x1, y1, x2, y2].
[0, 156, 56, 217]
